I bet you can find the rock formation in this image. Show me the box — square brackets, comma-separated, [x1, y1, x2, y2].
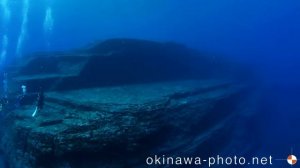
[0, 39, 256, 168]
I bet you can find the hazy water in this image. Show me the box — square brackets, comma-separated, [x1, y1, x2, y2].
[0, 0, 300, 164]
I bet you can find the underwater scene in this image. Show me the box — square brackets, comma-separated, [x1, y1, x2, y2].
[0, 0, 300, 167]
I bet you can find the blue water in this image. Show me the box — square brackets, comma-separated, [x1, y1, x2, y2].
[1, 0, 300, 167]
[0, 154, 5, 168]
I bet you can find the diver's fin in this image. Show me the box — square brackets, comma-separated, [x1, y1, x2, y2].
[32, 106, 38, 117]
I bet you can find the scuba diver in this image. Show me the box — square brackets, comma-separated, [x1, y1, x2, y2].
[32, 87, 44, 117]
[15, 84, 27, 108]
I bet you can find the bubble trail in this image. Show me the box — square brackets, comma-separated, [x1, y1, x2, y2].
[16, 0, 29, 57]
[44, 7, 53, 34]
[0, 35, 8, 62]
[0, 0, 11, 62]
[43, 5, 54, 49]
[0, 0, 10, 22]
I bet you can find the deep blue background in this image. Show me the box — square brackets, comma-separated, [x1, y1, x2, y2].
[1, 0, 300, 164]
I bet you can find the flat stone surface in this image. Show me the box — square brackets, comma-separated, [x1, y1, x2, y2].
[2, 79, 247, 167]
